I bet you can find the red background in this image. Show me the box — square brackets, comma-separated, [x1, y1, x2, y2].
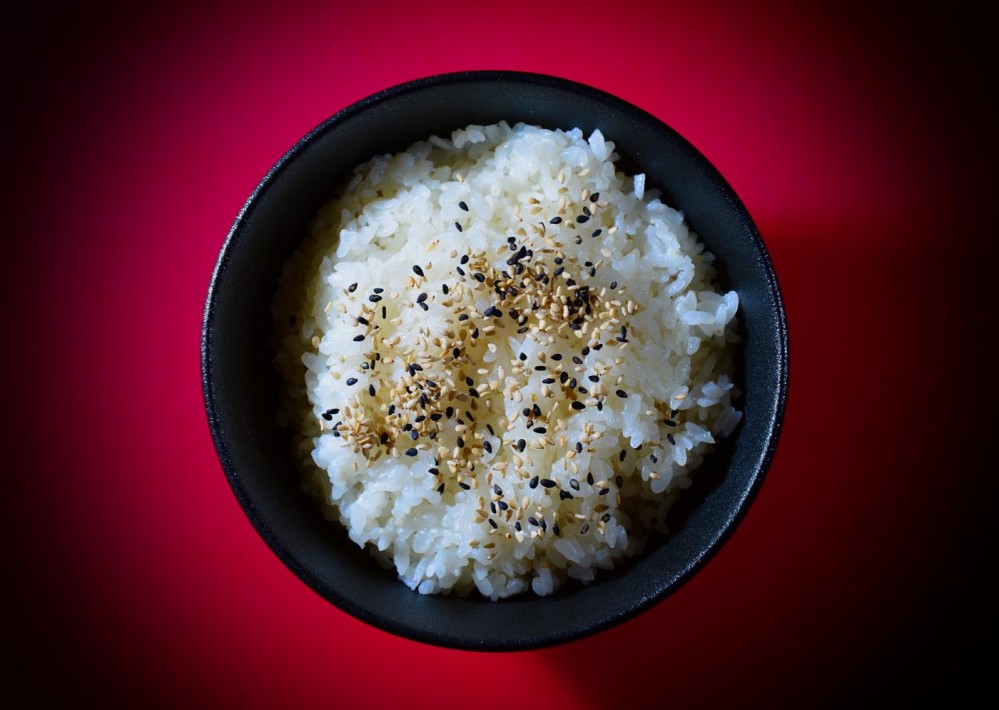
[5, 1, 993, 706]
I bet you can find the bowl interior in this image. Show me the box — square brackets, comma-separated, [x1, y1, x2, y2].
[202, 71, 787, 650]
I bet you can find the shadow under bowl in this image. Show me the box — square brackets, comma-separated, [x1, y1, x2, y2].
[201, 70, 788, 651]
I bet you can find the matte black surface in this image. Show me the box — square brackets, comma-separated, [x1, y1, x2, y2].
[201, 71, 789, 651]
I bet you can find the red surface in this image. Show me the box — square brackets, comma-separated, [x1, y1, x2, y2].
[6, 1, 993, 706]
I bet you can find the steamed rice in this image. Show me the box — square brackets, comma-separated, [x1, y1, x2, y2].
[272, 121, 741, 599]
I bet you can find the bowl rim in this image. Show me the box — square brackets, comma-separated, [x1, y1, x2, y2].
[201, 69, 789, 651]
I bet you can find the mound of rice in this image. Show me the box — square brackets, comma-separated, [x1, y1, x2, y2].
[272, 121, 740, 599]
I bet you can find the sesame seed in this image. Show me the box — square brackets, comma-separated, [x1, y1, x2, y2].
[412, 264, 424, 277]
[549, 216, 562, 225]
[345, 377, 358, 386]
[368, 294, 382, 303]
[570, 401, 586, 411]
[455, 222, 463, 231]
[459, 200, 469, 211]
[616, 389, 628, 398]
[529, 476, 539, 489]
[405, 448, 418, 457]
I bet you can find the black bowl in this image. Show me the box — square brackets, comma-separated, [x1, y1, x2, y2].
[201, 70, 788, 650]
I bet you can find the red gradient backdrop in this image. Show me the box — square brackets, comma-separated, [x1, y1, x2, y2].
[5, 1, 993, 706]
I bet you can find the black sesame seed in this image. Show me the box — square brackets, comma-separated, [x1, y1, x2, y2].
[456, 266, 465, 276]
[471, 328, 479, 339]
[576, 442, 583, 453]
[321, 412, 333, 421]
[542, 378, 555, 384]
[387, 404, 396, 415]
[437, 483, 445, 493]
[580, 524, 590, 534]
[442, 284, 449, 295]
[534, 365, 547, 372]
[571, 401, 586, 411]
[368, 384, 376, 396]
[529, 476, 539, 489]
[417, 293, 428, 303]
[540, 479, 555, 488]
[616, 389, 628, 398]
[345, 377, 358, 386]
[412, 264, 424, 277]
[514, 521, 522, 531]
[458, 200, 469, 211]
[419, 302, 428, 311]
[489, 502, 496, 514]
[488, 518, 497, 528]
[528, 516, 539, 527]
[455, 221, 463, 232]
[458, 313, 469, 321]
[569, 479, 580, 491]
[609, 280, 618, 289]
[497, 500, 509, 511]
[516, 326, 529, 334]
[601, 513, 611, 523]
[559, 490, 573, 500]
[533, 426, 547, 434]
[650, 454, 658, 463]
[577, 215, 590, 224]
[410, 430, 418, 440]
[572, 356, 583, 365]
[552, 522, 560, 535]
[550, 216, 562, 224]
[473, 272, 485, 283]
[619, 449, 627, 462]
[590, 193, 599, 202]
[559, 372, 569, 383]
[668, 433, 676, 445]
[616, 475, 624, 487]
[533, 404, 542, 416]
[353, 334, 364, 342]
[368, 294, 382, 303]
[373, 287, 383, 294]
[356, 316, 369, 325]
[539, 518, 547, 531]
[405, 447, 418, 457]
[599, 487, 610, 495]
[518, 439, 527, 452]
[459, 481, 471, 490]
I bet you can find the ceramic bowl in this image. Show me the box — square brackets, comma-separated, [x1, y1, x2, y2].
[201, 71, 788, 650]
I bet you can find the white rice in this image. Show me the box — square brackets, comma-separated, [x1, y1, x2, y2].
[272, 121, 741, 599]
